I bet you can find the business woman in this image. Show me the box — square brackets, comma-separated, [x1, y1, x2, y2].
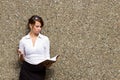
[18, 15, 50, 80]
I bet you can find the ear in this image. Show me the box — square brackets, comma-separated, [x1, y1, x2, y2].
[29, 24, 32, 30]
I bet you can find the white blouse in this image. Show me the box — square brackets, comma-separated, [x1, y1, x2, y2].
[19, 33, 50, 65]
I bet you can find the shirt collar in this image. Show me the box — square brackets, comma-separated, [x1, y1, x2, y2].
[38, 33, 42, 38]
[25, 33, 42, 39]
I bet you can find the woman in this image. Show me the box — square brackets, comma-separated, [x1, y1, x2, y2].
[18, 15, 50, 80]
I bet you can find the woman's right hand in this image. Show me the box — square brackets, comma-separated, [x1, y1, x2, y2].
[17, 49, 24, 62]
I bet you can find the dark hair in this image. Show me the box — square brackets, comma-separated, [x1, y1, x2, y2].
[26, 15, 44, 34]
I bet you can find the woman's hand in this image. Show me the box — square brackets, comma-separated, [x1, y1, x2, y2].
[17, 49, 24, 62]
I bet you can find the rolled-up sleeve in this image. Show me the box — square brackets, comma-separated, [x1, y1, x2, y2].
[19, 39, 24, 54]
[44, 37, 50, 59]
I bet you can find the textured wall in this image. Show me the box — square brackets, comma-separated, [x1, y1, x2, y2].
[0, 0, 120, 80]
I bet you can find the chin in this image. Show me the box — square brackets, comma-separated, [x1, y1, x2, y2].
[35, 33, 39, 35]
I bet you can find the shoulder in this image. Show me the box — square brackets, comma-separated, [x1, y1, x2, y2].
[39, 34, 50, 41]
[39, 34, 49, 39]
[19, 35, 29, 43]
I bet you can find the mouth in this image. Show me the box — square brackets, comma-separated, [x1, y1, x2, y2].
[36, 31, 40, 33]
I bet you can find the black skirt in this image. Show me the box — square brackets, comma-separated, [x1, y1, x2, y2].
[19, 61, 46, 80]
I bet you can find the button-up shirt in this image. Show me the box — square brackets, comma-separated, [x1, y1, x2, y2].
[19, 33, 50, 65]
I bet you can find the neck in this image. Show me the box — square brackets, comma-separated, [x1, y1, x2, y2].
[29, 32, 38, 38]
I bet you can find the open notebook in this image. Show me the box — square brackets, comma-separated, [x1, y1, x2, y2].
[41, 55, 60, 67]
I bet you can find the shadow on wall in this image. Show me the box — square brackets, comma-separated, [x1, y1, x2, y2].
[46, 68, 55, 80]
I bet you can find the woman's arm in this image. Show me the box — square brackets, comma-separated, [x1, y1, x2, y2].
[17, 39, 25, 62]
[44, 37, 50, 59]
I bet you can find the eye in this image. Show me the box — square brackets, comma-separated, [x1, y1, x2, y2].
[35, 25, 41, 28]
[36, 26, 39, 27]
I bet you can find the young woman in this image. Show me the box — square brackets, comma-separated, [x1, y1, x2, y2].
[18, 15, 50, 80]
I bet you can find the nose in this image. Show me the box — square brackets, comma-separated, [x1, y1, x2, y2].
[38, 26, 41, 30]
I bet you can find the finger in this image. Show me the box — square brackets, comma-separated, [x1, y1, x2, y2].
[17, 49, 22, 54]
[17, 49, 20, 53]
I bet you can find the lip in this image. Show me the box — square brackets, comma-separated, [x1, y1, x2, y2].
[36, 31, 40, 33]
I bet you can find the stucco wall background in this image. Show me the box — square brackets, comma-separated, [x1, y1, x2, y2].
[0, 0, 120, 80]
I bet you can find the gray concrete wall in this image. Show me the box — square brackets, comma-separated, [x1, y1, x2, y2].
[0, 0, 120, 80]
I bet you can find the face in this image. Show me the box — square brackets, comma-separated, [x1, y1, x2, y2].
[30, 21, 42, 35]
